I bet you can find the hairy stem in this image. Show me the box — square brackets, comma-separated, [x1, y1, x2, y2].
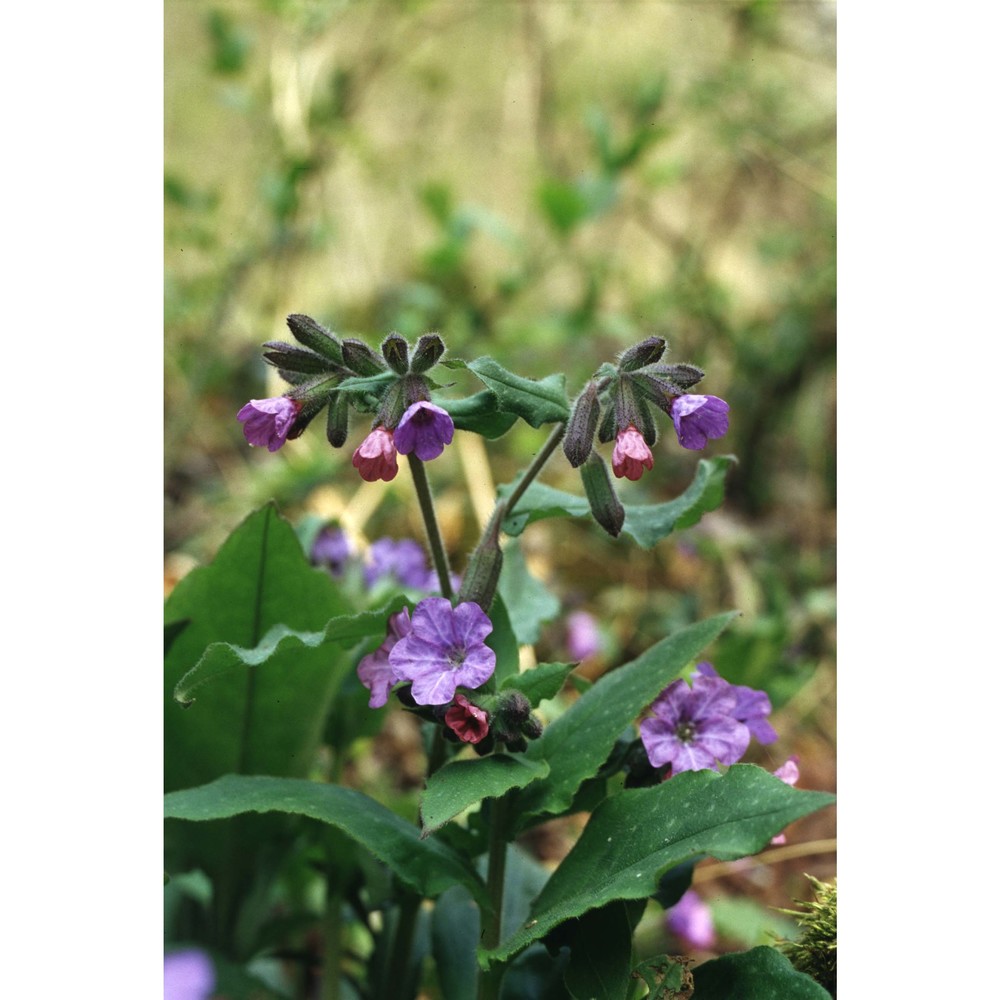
[503, 422, 566, 519]
[408, 455, 454, 599]
[478, 796, 510, 1000]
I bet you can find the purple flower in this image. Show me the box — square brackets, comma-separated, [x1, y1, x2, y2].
[611, 424, 654, 481]
[444, 693, 490, 744]
[639, 675, 750, 773]
[365, 538, 436, 591]
[352, 426, 398, 482]
[357, 608, 412, 708]
[164, 949, 215, 1000]
[388, 597, 496, 705]
[394, 401, 455, 461]
[566, 610, 601, 661]
[237, 397, 301, 452]
[694, 662, 777, 744]
[311, 526, 353, 576]
[670, 394, 729, 450]
[667, 890, 716, 950]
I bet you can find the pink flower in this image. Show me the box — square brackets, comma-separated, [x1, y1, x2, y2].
[444, 693, 490, 744]
[611, 424, 654, 481]
[352, 426, 398, 482]
[770, 755, 800, 844]
[667, 890, 716, 950]
[237, 397, 301, 452]
[357, 609, 412, 708]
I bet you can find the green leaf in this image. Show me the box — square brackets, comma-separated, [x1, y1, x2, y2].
[496, 539, 561, 644]
[435, 390, 519, 439]
[692, 945, 833, 999]
[563, 900, 641, 1000]
[510, 613, 738, 827]
[465, 357, 570, 427]
[421, 755, 550, 835]
[501, 662, 576, 708]
[486, 595, 520, 690]
[164, 774, 489, 908]
[173, 601, 405, 705]
[484, 766, 836, 964]
[432, 886, 481, 1000]
[500, 456, 736, 547]
[334, 371, 397, 395]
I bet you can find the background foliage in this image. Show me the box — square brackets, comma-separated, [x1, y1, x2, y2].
[165, 0, 836, 976]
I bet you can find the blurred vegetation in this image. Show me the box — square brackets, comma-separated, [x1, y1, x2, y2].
[166, 0, 836, 952]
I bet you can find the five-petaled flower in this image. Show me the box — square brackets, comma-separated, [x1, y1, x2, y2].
[237, 397, 301, 452]
[394, 401, 455, 461]
[388, 597, 496, 705]
[611, 424, 654, 481]
[639, 675, 750, 773]
[667, 890, 716, 951]
[694, 662, 777, 744]
[352, 426, 398, 482]
[357, 609, 412, 708]
[444, 693, 490, 744]
[670, 394, 730, 450]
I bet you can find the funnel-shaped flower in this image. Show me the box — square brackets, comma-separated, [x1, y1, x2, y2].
[237, 397, 301, 452]
[389, 597, 496, 705]
[670, 395, 729, 450]
[444, 694, 490, 744]
[640, 675, 750, 773]
[611, 424, 654, 481]
[352, 426, 398, 482]
[394, 401, 455, 461]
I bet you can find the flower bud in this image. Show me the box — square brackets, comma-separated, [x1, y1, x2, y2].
[521, 714, 544, 741]
[342, 338, 388, 377]
[617, 336, 667, 372]
[562, 381, 601, 468]
[410, 333, 446, 373]
[286, 314, 344, 364]
[457, 506, 504, 611]
[580, 451, 625, 537]
[262, 341, 339, 375]
[326, 391, 350, 447]
[646, 362, 705, 390]
[380, 333, 410, 375]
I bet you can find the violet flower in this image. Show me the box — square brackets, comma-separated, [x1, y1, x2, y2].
[444, 693, 490, 744]
[311, 526, 353, 576]
[394, 401, 455, 461]
[566, 610, 601, 661]
[352, 426, 398, 482]
[164, 949, 215, 1000]
[364, 538, 436, 591]
[237, 397, 301, 452]
[670, 394, 729, 450]
[694, 662, 777, 744]
[667, 890, 716, 951]
[357, 608, 412, 708]
[639, 675, 750, 773]
[388, 597, 496, 705]
[611, 424, 654, 481]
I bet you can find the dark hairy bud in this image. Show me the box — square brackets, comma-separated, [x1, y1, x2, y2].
[342, 338, 388, 377]
[286, 314, 344, 364]
[647, 362, 704, 390]
[380, 333, 410, 375]
[326, 391, 350, 447]
[580, 451, 625, 537]
[617, 336, 667, 372]
[410, 333, 446, 373]
[262, 341, 338, 375]
[563, 381, 601, 468]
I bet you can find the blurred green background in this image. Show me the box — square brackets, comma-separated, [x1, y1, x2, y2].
[165, 0, 835, 932]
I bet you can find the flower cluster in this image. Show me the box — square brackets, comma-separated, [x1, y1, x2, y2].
[639, 662, 776, 775]
[236, 317, 455, 482]
[562, 336, 729, 486]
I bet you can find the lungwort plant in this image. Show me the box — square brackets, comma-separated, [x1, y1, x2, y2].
[165, 320, 835, 1000]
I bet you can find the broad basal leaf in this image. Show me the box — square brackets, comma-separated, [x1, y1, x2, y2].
[483, 766, 835, 964]
[165, 774, 489, 908]
[692, 945, 833, 999]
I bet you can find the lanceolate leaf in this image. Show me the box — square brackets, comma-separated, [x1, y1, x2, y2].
[483, 766, 835, 964]
[463, 357, 570, 427]
[421, 755, 550, 835]
[165, 775, 489, 908]
[501, 662, 576, 708]
[509, 612, 739, 828]
[499, 456, 737, 548]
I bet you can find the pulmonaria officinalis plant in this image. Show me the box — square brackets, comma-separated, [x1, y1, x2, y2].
[167, 320, 835, 1000]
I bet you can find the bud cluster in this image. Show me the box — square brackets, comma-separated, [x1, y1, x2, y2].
[237, 317, 456, 482]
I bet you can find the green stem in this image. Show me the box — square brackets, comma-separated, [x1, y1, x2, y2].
[427, 726, 448, 778]
[408, 455, 454, 599]
[381, 891, 421, 1000]
[503, 422, 566, 520]
[323, 882, 343, 1000]
[478, 796, 510, 1000]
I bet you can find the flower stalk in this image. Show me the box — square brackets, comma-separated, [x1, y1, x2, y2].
[407, 455, 454, 599]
